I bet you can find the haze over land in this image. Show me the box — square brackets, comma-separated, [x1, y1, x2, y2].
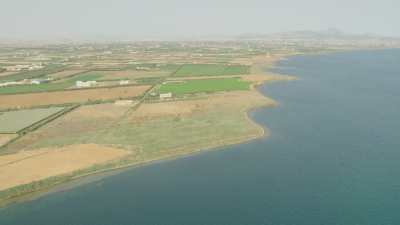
[1, 0, 400, 41]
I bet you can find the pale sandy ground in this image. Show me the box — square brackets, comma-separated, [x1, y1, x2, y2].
[132, 91, 276, 121]
[0, 71, 19, 77]
[0, 144, 130, 191]
[73, 103, 132, 119]
[0, 85, 150, 109]
[0, 134, 17, 147]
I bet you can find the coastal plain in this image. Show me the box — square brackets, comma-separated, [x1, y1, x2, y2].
[0, 42, 296, 205]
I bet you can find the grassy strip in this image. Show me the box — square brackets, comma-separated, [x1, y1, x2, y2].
[173, 64, 250, 77]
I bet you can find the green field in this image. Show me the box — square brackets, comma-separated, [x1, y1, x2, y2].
[173, 64, 249, 77]
[66, 71, 104, 82]
[0, 107, 65, 133]
[159, 78, 250, 95]
[0, 72, 103, 95]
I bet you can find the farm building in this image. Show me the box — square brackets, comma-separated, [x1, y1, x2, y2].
[31, 79, 50, 85]
[5, 63, 44, 71]
[119, 80, 130, 85]
[160, 92, 172, 99]
[76, 80, 97, 88]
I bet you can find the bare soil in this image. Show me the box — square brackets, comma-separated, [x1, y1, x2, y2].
[0, 144, 130, 191]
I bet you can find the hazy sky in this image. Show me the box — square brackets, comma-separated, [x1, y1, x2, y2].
[1, 0, 399, 40]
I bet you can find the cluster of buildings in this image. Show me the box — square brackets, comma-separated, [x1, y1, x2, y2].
[0, 78, 51, 87]
[4, 63, 44, 72]
[75, 80, 130, 88]
[0, 81, 25, 87]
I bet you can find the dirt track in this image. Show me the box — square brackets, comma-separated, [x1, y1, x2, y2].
[0, 134, 16, 147]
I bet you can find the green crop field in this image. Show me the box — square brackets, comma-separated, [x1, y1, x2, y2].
[173, 64, 249, 77]
[0, 107, 65, 133]
[159, 78, 250, 95]
[64, 71, 104, 83]
[0, 72, 103, 95]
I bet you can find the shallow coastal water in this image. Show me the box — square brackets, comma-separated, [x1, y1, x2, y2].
[1, 49, 400, 225]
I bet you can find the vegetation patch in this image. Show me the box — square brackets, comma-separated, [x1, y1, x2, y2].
[159, 78, 250, 95]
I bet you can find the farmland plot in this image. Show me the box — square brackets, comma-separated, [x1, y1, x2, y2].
[0, 107, 65, 133]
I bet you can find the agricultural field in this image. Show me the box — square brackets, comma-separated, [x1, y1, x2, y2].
[0, 107, 65, 133]
[47, 69, 87, 80]
[95, 70, 170, 80]
[3, 103, 133, 152]
[0, 85, 151, 109]
[4, 91, 273, 157]
[58, 71, 104, 82]
[159, 78, 250, 95]
[173, 64, 250, 77]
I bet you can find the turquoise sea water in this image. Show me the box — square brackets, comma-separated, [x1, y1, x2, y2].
[1, 49, 399, 225]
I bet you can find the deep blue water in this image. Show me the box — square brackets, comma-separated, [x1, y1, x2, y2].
[1, 49, 400, 225]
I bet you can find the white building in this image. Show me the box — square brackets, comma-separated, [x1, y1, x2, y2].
[119, 80, 130, 85]
[160, 92, 172, 99]
[31, 80, 41, 85]
[76, 80, 97, 88]
[30, 79, 50, 85]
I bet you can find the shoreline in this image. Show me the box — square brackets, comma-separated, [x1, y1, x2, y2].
[0, 55, 295, 208]
[0, 121, 267, 208]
